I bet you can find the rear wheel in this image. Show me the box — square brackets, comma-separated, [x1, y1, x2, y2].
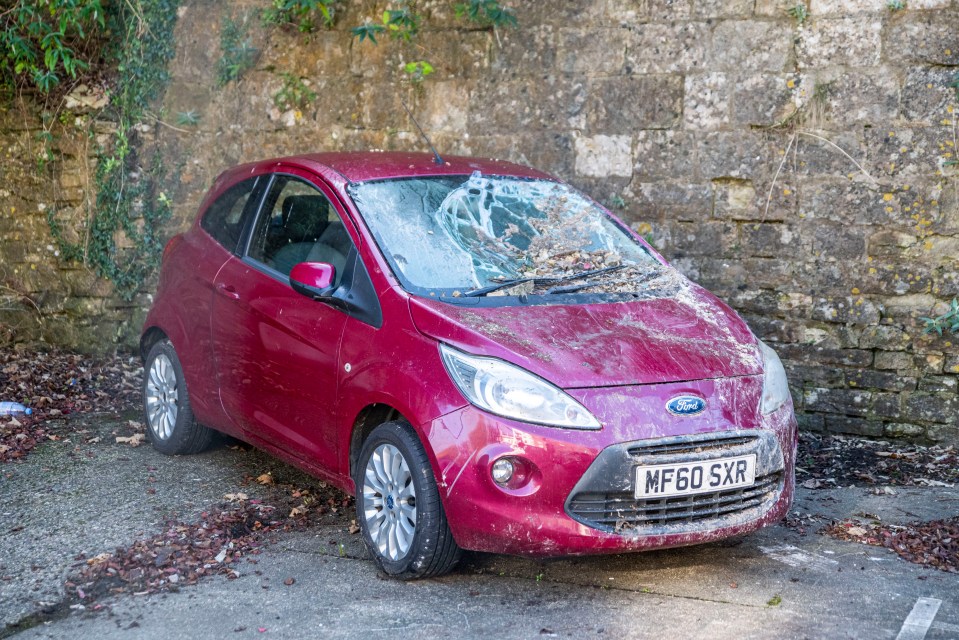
[143, 339, 214, 455]
[355, 420, 461, 579]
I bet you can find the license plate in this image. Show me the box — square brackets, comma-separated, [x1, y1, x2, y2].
[634, 454, 757, 499]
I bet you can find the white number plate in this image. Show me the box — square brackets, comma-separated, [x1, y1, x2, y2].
[634, 454, 757, 499]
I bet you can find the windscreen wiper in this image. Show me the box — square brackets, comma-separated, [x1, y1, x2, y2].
[461, 264, 627, 297]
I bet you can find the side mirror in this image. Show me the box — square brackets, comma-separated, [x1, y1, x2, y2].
[290, 262, 335, 299]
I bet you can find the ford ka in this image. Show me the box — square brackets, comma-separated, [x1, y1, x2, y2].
[140, 152, 797, 579]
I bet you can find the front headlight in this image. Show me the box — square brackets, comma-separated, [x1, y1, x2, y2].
[759, 341, 790, 415]
[439, 344, 601, 429]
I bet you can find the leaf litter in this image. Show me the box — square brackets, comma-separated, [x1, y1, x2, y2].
[65, 473, 355, 606]
[0, 348, 141, 462]
[823, 517, 959, 574]
[796, 432, 958, 489]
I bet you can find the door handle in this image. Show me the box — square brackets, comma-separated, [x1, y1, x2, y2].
[216, 283, 241, 300]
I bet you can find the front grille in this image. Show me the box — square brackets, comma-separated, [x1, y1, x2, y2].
[568, 472, 782, 533]
[627, 434, 757, 458]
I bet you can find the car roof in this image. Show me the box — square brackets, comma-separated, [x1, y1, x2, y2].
[223, 151, 554, 185]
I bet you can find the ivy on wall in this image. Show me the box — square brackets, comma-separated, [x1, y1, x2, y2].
[46, 1, 180, 300]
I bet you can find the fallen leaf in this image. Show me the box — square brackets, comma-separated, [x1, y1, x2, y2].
[115, 433, 145, 447]
[349, 520, 360, 534]
[256, 473, 274, 486]
[223, 493, 248, 502]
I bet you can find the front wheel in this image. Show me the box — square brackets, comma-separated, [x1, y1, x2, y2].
[355, 420, 461, 579]
[142, 339, 214, 455]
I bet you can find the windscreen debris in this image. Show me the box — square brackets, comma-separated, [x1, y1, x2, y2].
[350, 172, 679, 298]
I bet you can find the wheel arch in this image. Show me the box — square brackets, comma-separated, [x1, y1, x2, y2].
[140, 326, 169, 363]
[348, 403, 406, 479]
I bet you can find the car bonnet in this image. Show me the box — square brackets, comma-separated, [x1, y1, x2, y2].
[408, 283, 763, 389]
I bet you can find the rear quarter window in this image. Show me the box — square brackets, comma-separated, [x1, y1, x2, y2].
[200, 176, 262, 252]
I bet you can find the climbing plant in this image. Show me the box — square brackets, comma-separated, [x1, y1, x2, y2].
[47, 0, 180, 300]
[0, 0, 109, 98]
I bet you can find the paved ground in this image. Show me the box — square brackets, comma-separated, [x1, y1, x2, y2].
[2, 414, 958, 639]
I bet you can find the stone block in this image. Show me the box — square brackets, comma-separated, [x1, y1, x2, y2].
[557, 27, 627, 75]
[811, 222, 866, 260]
[810, 0, 885, 14]
[713, 180, 758, 220]
[421, 80, 471, 132]
[825, 415, 884, 437]
[739, 258, 801, 289]
[811, 296, 882, 324]
[797, 17, 882, 68]
[874, 350, 915, 371]
[669, 221, 738, 257]
[743, 313, 804, 342]
[491, 25, 557, 75]
[640, 0, 755, 20]
[799, 180, 905, 226]
[805, 387, 873, 415]
[777, 344, 874, 366]
[585, 75, 683, 132]
[755, 0, 800, 17]
[509, 0, 609, 27]
[883, 422, 927, 439]
[684, 73, 730, 130]
[629, 182, 713, 222]
[740, 222, 805, 260]
[859, 324, 912, 350]
[901, 66, 959, 123]
[633, 131, 697, 181]
[789, 131, 871, 178]
[919, 375, 958, 393]
[848, 369, 917, 392]
[821, 69, 901, 127]
[574, 134, 633, 178]
[625, 22, 711, 74]
[469, 76, 586, 134]
[863, 127, 953, 181]
[944, 356, 959, 374]
[854, 262, 934, 297]
[698, 130, 771, 180]
[797, 412, 826, 431]
[927, 423, 959, 445]
[732, 74, 801, 127]
[786, 362, 847, 387]
[903, 392, 959, 423]
[883, 10, 959, 65]
[710, 20, 793, 72]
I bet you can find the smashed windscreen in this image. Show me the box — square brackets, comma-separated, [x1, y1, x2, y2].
[349, 172, 676, 297]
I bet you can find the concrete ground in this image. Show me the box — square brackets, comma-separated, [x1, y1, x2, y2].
[2, 414, 958, 639]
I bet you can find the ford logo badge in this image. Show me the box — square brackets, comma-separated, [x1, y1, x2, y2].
[666, 395, 706, 416]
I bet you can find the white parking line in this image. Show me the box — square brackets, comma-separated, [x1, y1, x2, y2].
[896, 597, 942, 640]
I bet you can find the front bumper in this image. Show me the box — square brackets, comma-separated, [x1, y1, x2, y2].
[427, 379, 797, 556]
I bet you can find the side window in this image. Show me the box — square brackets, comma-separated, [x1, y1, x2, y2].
[247, 176, 353, 284]
[200, 176, 262, 252]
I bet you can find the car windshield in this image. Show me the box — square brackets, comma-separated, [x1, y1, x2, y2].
[348, 172, 674, 297]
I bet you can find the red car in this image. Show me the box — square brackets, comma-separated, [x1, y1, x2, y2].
[141, 152, 797, 579]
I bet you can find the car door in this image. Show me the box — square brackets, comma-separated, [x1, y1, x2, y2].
[211, 170, 353, 471]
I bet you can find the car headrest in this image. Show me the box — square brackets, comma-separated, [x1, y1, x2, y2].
[281, 195, 330, 243]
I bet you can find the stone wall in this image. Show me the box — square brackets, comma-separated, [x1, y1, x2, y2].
[2, 0, 958, 443]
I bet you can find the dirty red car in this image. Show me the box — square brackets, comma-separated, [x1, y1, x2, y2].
[141, 152, 797, 579]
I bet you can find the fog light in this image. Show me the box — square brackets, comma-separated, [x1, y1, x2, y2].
[491, 457, 515, 485]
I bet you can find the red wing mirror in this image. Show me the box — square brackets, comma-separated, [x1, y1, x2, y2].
[290, 262, 335, 299]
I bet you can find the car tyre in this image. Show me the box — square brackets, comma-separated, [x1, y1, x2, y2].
[142, 339, 214, 455]
[355, 420, 461, 579]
